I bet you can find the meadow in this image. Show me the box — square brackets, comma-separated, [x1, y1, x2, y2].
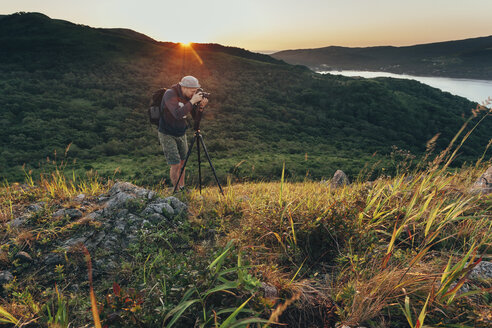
[0, 107, 490, 327]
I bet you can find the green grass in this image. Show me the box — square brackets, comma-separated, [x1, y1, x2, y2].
[0, 157, 491, 327]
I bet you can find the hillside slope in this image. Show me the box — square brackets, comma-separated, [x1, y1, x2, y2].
[1, 12, 490, 184]
[272, 36, 492, 80]
[0, 165, 490, 327]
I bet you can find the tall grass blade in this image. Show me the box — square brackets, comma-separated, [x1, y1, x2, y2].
[0, 306, 19, 325]
[82, 246, 102, 328]
[415, 293, 431, 328]
[279, 162, 285, 207]
[209, 240, 235, 274]
[219, 295, 253, 328]
[164, 299, 201, 328]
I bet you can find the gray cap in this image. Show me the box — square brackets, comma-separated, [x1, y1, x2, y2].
[179, 76, 201, 88]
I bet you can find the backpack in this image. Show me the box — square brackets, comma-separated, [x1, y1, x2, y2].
[149, 88, 167, 126]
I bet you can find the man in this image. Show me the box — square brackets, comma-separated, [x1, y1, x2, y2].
[159, 75, 208, 190]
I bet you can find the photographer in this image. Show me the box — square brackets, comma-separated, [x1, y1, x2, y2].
[158, 75, 208, 190]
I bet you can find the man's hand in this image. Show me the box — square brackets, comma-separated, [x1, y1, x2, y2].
[190, 92, 203, 105]
[199, 97, 209, 109]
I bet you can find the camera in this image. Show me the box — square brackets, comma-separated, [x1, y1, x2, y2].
[196, 88, 210, 99]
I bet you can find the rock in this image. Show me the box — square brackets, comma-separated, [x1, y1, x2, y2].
[109, 181, 151, 199]
[15, 251, 33, 262]
[74, 194, 86, 202]
[85, 231, 107, 249]
[101, 235, 119, 249]
[44, 253, 63, 266]
[470, 260, 492, 281]
[53, 208, 83, 219]
[148, 213, 166, 224]
[114, 218, 127, 232]
[9, 216, 27, 228]
[25, 181, 190, 283]
[104, 191, 136, 213]
[470, 166, 492, 194]
[261, 282, 278, 299]
[62, 237, 87, 249]
[86, 211, 102, 220]
[0, 271, 13, 284]
[141, 201, 174, 218]
[115, 209, 129, 218]
[98, 196, 109, 203]
[148, 191, 157, 200]
[331, 170, 350, 188]
[24, 203, 43, 213]
[166, 196, 188, 214]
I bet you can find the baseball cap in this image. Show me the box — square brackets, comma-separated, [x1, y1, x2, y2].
[179, 76, 201, 88]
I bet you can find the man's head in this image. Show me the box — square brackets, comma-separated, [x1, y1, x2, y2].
[179, 76, 200, 98]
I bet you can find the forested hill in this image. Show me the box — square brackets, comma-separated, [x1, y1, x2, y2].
[0, 12, 490, 184]
[272, 36, 492, 80]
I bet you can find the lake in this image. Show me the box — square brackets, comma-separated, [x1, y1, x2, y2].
[318, 70, 492, 105]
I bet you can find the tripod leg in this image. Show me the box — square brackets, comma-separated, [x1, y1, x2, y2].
[198, 134, 224, 195]
[197, 132, 202, 194]
[173, 134, 196, 194]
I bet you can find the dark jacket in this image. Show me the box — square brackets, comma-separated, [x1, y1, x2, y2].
[158, 84, 193, 137]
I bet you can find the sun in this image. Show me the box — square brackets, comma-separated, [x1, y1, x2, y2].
[180, 42, 192, 48]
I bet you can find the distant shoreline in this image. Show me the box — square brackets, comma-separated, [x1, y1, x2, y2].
[318, 70, 492, 104]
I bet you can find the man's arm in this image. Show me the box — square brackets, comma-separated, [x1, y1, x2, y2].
[162, 89, 193, 119]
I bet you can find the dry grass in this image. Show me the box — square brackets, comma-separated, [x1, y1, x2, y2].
[185, 161, 492, 326]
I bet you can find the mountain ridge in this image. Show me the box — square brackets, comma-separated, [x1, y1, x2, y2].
[272, 35, 492, 80]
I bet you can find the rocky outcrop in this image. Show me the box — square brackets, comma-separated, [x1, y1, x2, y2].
[470, 166, 492, 194]
[6, 182, 188, 284]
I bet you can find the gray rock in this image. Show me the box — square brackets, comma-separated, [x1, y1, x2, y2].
[24, 203, 43, 213]
[94, 259, 118, 273]
[15, 251, 33, 262]
[331, 170, 350, 188]
[126, 214, 140, 225]
[44, 253, 63, 266]
[62, 237, 87, 249]
[0, 271, 14, 284]
[86, 211, 102, 220]
[114, 218, 127, 232]
[470, 260, 492, 281]
[166, 196, 188, 214]
[104, 192, 135, 212]
[141, 201, 174, 218]
[148, 191, 157, 200]
[110, 181, 150, 198]
[114, 208, 129, 218]
[53, 208, 83, 219]
[261, 282, 278, 299]
[98, 196, 109, 203]
[9, 216, 27, 228]
[101, 235, 119, 249]
[470, 166, 492, 194]
[85, 231, 107, 249]
[148, 213, 166, 224]
[74, 194, 86, 202]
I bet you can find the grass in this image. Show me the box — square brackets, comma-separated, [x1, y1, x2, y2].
[1, 161, 490, 327]
[0, 108, 491, 327]
[183, 163, 491, 327]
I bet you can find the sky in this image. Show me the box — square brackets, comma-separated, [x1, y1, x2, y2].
[2, 0, 492, 51]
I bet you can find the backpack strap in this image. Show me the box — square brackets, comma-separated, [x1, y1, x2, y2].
[171, 85, 188, 104]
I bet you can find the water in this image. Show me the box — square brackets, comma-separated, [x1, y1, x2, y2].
[318, 70, 492, 105]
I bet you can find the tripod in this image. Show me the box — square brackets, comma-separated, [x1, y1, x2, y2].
[173, 117, 224, 195]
